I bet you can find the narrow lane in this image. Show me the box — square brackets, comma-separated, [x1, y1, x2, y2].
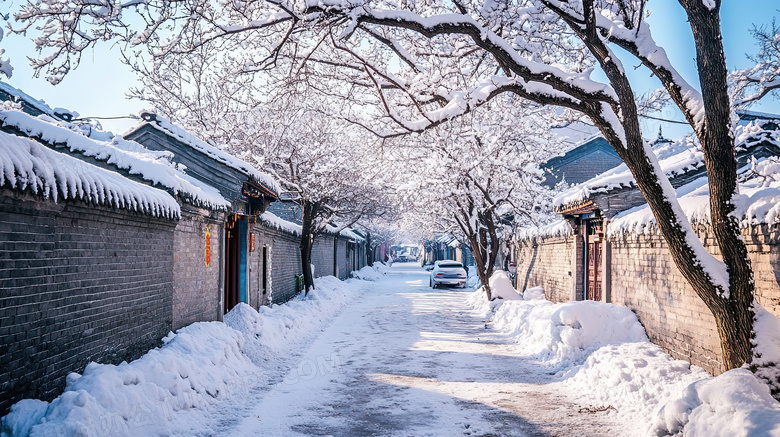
[226, 262, 618, 437]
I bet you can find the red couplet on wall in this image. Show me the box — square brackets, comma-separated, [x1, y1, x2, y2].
[205, 226, 212, 267]
[249, 232, 256, 252]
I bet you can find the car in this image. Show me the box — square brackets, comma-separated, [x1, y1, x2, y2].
[429, 260, 468, 289]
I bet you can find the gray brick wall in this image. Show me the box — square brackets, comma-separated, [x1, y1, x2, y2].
[312, 235, 336, 278]
[172, 205, 225, 330]
[0, 191, 175, 415]
[610, 224, 780, 375]
[252, 223, 302, 305]
[515, 236, 576, 303]
[519, 220, 780, 376]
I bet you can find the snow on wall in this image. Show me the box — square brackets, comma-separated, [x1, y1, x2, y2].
[133, 115, 281, 195]
[0, 107, 229, 211]
[515, 219, 573, 242]
[0, 130, 180, 219]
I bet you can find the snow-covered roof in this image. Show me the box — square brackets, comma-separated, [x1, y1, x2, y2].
[0, 106, 230, 211]
[336, 226, 365, 242]
[258, 210, 302, 236]
[608, 124, 780, 236]
[0, 130, 180, 218]
[608, 157, 780, 236]
[128, 113, 281, 196]
[554, 118, 780, 211]
[0, 80, 76, 121]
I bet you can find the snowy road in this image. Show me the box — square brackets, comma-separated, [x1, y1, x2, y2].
[194, 263, 621, 436]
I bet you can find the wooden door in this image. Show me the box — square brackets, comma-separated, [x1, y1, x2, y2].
[224, 216, 240, 313]
[586, 220, 603, 301]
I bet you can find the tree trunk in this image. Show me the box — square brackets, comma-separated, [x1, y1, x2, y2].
[365, 232, 374, 267]
[300, 200, 318, 295]
[680, 0, 755, 371]
[578, 0, 756, 371]
[469, 233, 492, 301]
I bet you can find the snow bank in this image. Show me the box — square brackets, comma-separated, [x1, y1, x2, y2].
[224, 276, 363, 362]
[466, 288, 780, 435]
[566, 342, 709, 435]
[466, 271, 521, 315]
[468, 287, 647, 370]
[493, 298, 647, 370]
[353, 265, 382, 281]
[523, 286, 545, 300]
[373, 262, 392, 275]
[2, 276, 366, 437]
[489, 271, 522, 301]
[1, 323, 257, 437]
[653, 369, 780, 436]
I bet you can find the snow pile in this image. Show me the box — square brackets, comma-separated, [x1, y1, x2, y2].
[751, 303, 780, 400]
[523, 285, 545, 300]
[373, 262, 392, 275]
[566, 342, 710, 435]
[468, 288, 647, 369]
[0, 130, 180, 219]
[0, 107, 229, 210]
[488, 271, 522, 301]
[2, 275, 367, 437]
[652, 369, 780, 436]
[353, 265, 382, 281]
[492, 298, 647, 370]
[0, 323, 257, 437]
[467, 288, 780, 435]
[224, 276, 363, 362]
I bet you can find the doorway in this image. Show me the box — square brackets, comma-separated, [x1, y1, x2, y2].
[224, 215, 249, 313]
[585, 219, 603, 301]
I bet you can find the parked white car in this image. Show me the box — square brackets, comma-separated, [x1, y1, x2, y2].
[429, 261, 468, 288]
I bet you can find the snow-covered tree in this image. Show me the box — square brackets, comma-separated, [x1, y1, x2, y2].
[125, 49, 393, 293]
[397, 103, 559, 299]
[12, 0, 780, 376]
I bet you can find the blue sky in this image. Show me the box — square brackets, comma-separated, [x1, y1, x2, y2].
[1, 1, 779, 137]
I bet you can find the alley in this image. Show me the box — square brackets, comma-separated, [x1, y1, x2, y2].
[205, 263, 619, 437]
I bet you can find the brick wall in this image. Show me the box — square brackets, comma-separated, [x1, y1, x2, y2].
[515, 236, 576, 303]
[0, 191, 175, 415]
[610, 224, 780, 375]
[252, 223, 302, 305]
[312, 235, 336, 278]
[171, 205, 225, 330]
